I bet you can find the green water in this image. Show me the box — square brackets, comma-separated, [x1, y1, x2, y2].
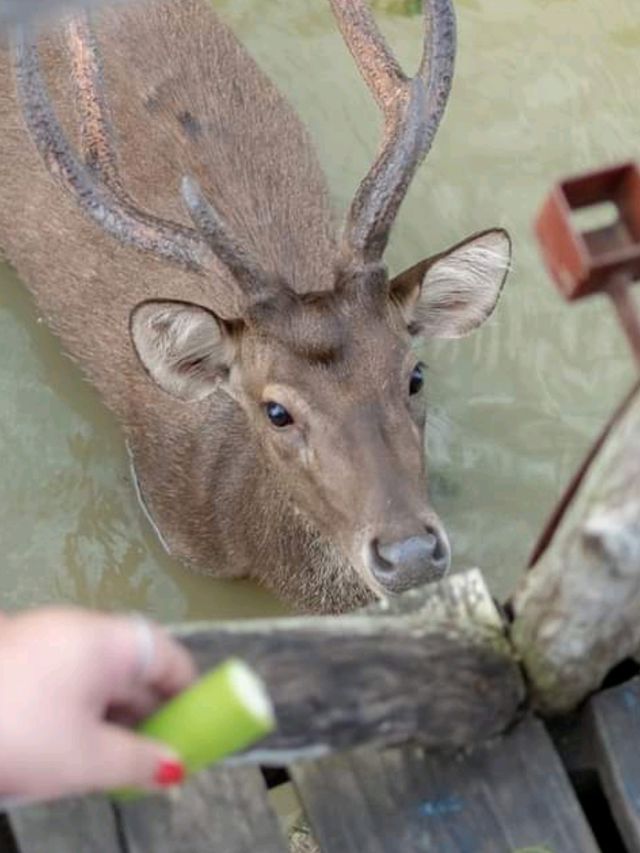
[0, 0, 637, 617]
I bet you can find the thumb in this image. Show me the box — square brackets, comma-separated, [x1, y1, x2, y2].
[87, 726, 185, 792]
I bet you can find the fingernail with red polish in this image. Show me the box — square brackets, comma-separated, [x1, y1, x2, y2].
[154, 759, 185, 787]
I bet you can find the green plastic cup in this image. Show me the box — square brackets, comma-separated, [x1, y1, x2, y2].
[114, 657, 275, 799]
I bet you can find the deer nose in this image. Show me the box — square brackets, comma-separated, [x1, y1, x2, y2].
[370, 529, 450, 593]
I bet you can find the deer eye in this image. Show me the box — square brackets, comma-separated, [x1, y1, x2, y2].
[409, 362, 425, 396]
[265, 401, 294, 428]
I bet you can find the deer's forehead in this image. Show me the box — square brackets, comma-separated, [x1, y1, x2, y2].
[247, 313, 406, 386]
[254, 288, 401, 352]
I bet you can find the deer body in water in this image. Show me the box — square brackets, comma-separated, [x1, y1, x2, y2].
[0, 0, 511, 612]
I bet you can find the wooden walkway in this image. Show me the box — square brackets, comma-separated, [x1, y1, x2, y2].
[0, 549, 639, 853]
[5, 678, 640, 852]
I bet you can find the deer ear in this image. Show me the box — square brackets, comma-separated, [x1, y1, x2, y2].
[130, 301, 235, 401]
[390, 229, 512, 339]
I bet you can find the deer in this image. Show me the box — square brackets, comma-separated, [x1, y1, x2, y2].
[0, 0, 511, 613]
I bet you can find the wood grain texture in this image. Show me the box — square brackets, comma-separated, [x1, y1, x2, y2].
[588, 676, 640, 851]
[512, 385, 640, 714]
[117, 765, 287, 853]
[174, 570, 524, 763]
[8, 795, 121, 853]
[292, 716, 600, 853]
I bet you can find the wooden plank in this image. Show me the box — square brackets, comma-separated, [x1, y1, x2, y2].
[512, 383, 640, 714]
[292, 716, 600, 853]
[117, 765, 288, 853]
[8, 796, 122, 853]
[175, 570, 524, 764]
[588, 676, 640, 851]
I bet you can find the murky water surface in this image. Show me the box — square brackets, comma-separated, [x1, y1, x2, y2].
[0, 0, 638, 616]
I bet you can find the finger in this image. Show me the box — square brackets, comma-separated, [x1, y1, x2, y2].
[107, 684, 162, 727]
[83, 725, 185, 792]
[143, 623, 198, 697]
[99, 616, 197, 705]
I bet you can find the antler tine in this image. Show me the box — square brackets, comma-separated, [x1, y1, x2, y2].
[328, 0, 407, 115]
[181, 176, 273, 300]
[330, 0, 456, 266]
[13, 24, 210, 272]
[65, 12, 124, 194]
[16, 19, 274, 301]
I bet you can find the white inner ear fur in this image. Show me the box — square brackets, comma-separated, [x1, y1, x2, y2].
[131, 301, 231, 401]
[412, 230, 511, 339]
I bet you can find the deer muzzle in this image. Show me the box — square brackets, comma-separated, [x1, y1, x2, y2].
[367, 526, 450, 593]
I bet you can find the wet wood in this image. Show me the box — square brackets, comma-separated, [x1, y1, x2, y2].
[292, 715, 599, 853]
[511, 384, 640, 714]
[174, 570, 525, 764]
[8, 796, 121, 853]
[117, 765, 287, 853]
[587, 676, 640, 852]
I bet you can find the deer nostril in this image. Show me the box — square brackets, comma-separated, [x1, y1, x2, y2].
[426, 526, 449, 568]
[370, 529, 450, 593]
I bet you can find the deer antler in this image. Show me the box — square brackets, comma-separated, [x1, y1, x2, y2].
[181, 177, 274, 300]
[13, 15, 272, 300]
[329, 0, 456, 266]
[65, 14, 124, 194]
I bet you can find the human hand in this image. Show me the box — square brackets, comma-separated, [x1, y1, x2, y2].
[0, 607, 196, 800]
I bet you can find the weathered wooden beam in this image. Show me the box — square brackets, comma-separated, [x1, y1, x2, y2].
[117, 766, 288, 853]
[511, 383, 640, 714]
[292, 716, 599, 853]
[173, 570, 524, 763]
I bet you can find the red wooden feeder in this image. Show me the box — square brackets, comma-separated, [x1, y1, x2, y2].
[535, 161, 640, 365]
